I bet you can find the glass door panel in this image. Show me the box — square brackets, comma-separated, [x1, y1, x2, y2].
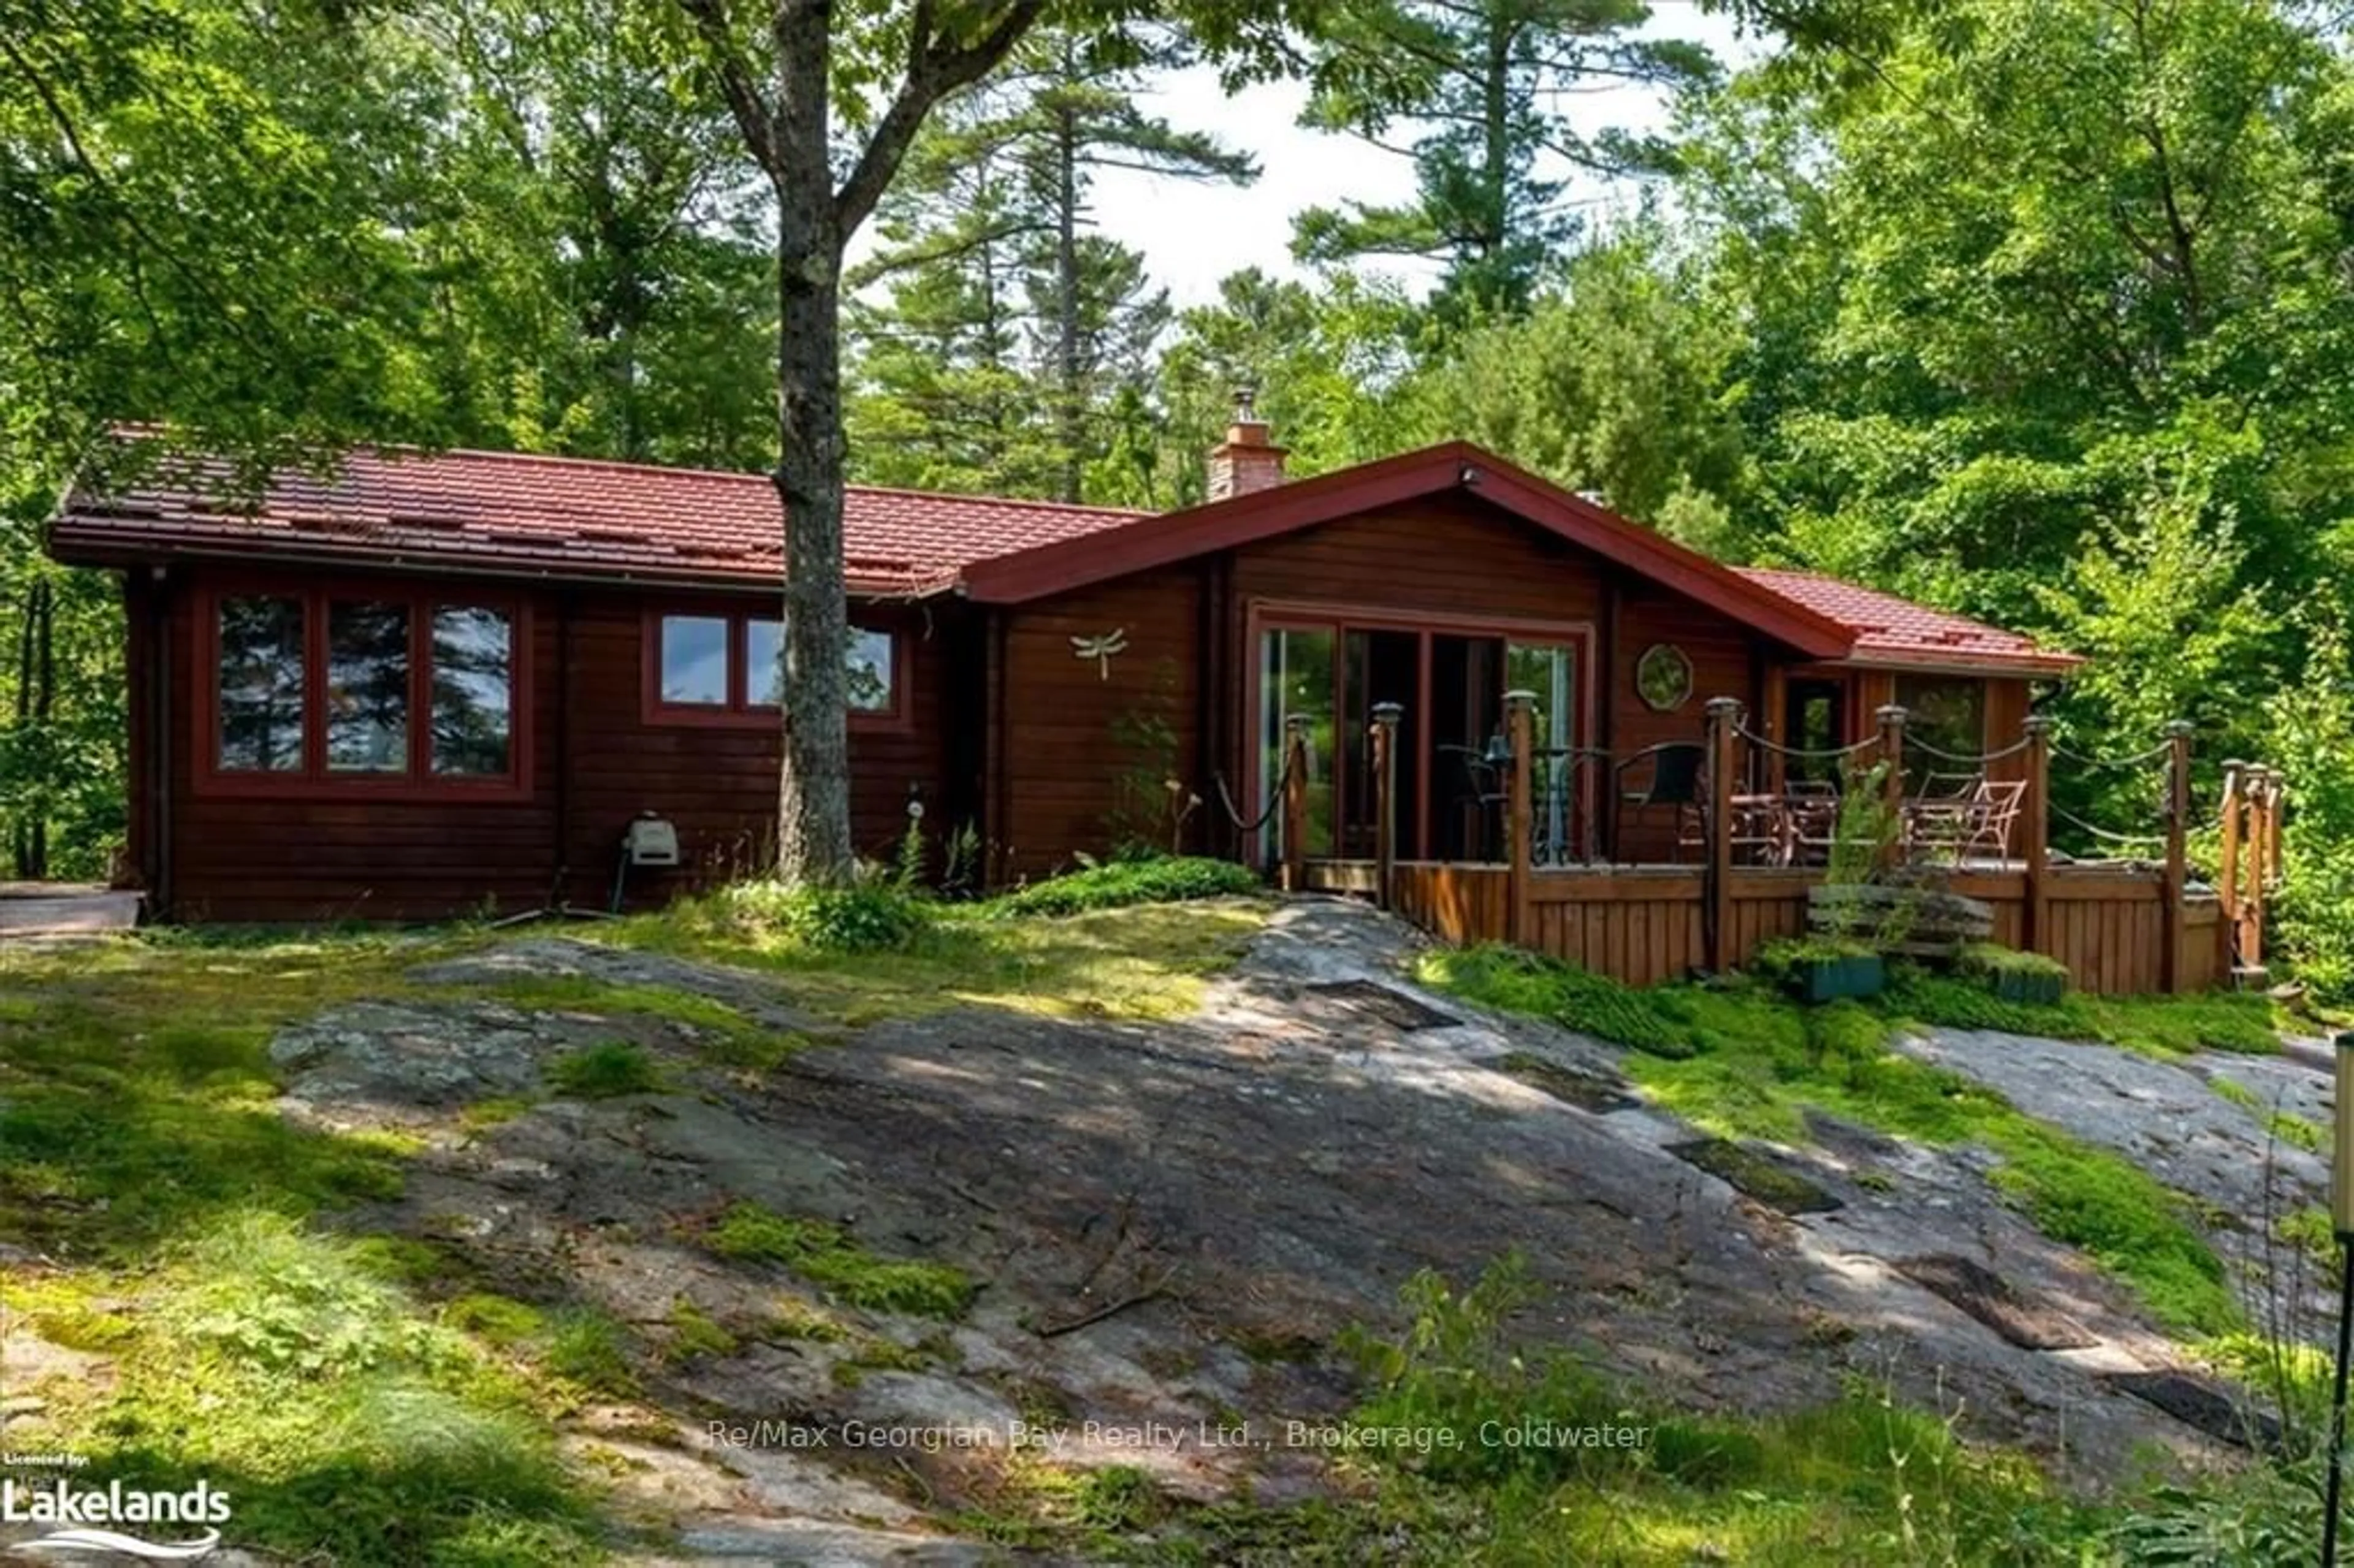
[1340, 629, 1422, 858]
[1507, 641, 1580, 863]
[1259, 627, 1336, 862]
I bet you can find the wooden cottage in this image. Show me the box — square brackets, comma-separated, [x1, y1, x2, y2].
[48, 413, 2085, 935]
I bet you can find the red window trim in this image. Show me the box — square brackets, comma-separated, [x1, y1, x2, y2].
[194, 584, 533, 802]
[639, 607, 908, 732]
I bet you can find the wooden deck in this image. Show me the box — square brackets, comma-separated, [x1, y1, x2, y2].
[1280, 685, 2274, 997]
[1303, 859, 2222, 995]
[0, 883, 143, 940]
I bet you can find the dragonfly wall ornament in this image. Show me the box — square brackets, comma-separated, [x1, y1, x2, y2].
[1070, 628, 1129, 680]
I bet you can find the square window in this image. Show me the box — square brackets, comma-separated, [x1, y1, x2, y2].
[660, 615, 730, 705]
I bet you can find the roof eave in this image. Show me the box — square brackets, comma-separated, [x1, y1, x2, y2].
[959, 441, 1857, 660]
[44, 522, 955, 601]
[1835, 649, 2085, 680]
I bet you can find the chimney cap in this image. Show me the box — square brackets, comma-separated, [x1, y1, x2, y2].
[1231, 386, 1262, 424]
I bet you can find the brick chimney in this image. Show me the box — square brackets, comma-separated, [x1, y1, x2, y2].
[1206, 388, 1287, 501]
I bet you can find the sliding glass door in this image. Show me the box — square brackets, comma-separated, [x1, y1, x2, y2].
[1257, 613, 1588, 867]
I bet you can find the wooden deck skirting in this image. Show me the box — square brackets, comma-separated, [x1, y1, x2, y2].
[1311, 699, 2265, 997]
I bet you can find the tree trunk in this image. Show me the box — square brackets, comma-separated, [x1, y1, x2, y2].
[769, 7, 856, 885]
[1054, 92, 1084, 504]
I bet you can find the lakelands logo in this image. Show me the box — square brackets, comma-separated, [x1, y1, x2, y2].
[2, 1477, 229, 1560]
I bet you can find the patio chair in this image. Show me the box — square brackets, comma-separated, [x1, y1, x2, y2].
[1781, 778, 1843, 866]
[1613, 742, 1706, 862]
[1903, 771, 1986, 861]
[1438, 743, 1509, 861]
[1962, 779, 2027, 862]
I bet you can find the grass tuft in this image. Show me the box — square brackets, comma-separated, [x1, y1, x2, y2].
[543, 1041, 665, 1099]
[704, 1201, 977, 1317]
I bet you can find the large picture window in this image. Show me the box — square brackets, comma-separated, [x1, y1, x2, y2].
[207, 589, 524, 793]
[649, 611, 899, 722]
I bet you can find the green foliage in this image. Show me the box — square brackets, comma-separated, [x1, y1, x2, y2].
[1327, 1257, 2097, 1561]
[543, 1308, 638, 1395]
[664, 1298, 739, 1361]
[12, 1216, 600, 1567]
[1415, 943, 1800, 1060]
[703, 1201, 977, 1318]
[1421, 945, 2242, 1332]
[2268, 606, 2354, 1000]
[1292, 1, 1714, 322]
[1884, 967, 2278, 1057]
[845, 25, 1252, 505]
[1404, 233, 1750, 540]
[986, 854, 1260, 918]
[543, 1041, 665, 1099]
[709, 879, 939, 954]
[1953, 943, 2070, 983]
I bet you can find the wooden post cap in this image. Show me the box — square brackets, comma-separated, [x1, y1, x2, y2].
[1503, 688, 1538, 709]
[2165, 719, 2196, 738]
[1874, 703, 1909, 725]
[1284, 714, 1309, 733]
[2023, 715, 2053, 735]
[1369, 701, 1404, 723]
[1703, 696, 1743, 717]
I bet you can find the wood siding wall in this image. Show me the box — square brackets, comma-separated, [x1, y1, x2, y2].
[995, 565, 1203, 880]
[141, 567, 955, 921]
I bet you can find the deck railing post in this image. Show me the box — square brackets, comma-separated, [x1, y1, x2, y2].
[1875, 703, 1909, 873]
[2249, 765, 2276, 971]
[2217, 759, 2245, 978]
[1704, 695, 1740, 972]
[1504, 690, 1536, 947]
[1369, 701, 1403, 911]
[2270, 772, 2288, 884]
[1281, 714, 1309, 894]
[2162, 719, 2194, 993]
[2023, 715, 2052, 959]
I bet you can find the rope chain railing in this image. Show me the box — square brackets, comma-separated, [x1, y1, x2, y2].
[1904, 733, 2036, 767]
[1209, 745, 1299, 836]
[2049, 739, 2174, 771]
[1729, 725, 1880, 763]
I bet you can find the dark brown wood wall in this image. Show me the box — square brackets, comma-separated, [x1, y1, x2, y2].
[146, 567, 955, 922]
[992, 492, 1778, 876]
[155, 571, 562, 923]
[996, 565, 1203, 880]
[549, 592, 953, 906]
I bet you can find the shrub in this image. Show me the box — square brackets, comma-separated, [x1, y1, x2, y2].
[715, 879, 936, 953]
[987, 855, 1260, 918]
[1954, 942, 2071, 981]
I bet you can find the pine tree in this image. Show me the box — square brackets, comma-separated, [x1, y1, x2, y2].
[1293, 0, 1713, 322]
[848, 25, 1253, 503]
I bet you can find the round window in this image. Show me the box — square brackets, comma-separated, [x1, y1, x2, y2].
[1635, 643, 1694, 712]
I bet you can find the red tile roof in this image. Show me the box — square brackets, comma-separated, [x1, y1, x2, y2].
[50, 444, 1145, 597]
[48, 440, 2078, 674]
[1735, 567, 2081, 675]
